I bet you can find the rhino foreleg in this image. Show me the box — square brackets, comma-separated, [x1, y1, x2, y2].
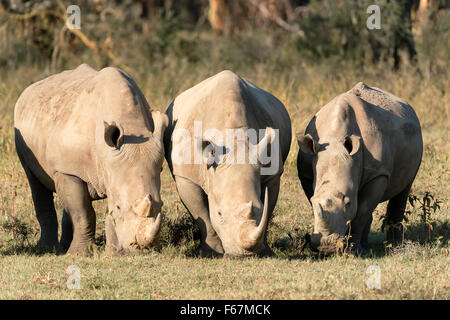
[59, 209, 73, 252]
[351, 176, 388, 256]
[22, 166, 59, 251]
[54, 173, 96, 256]
[174, 176, 224, 257]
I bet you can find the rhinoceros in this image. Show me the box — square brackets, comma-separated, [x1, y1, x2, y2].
[164, 70, 291, 257]
[14, 64, 168, 255]
[297, 82, 422, 255]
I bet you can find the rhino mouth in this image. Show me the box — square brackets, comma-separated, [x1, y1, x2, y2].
[308, 233, 343, 254]
[105, 213, 161, 254]
[223, 244, 271, 259]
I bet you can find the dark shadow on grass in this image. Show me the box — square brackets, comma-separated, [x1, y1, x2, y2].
[270, 219, 449, 260]
[358, 220, 448, 259]
[158, 212, 202, 258]
[0, 243, 59, 256]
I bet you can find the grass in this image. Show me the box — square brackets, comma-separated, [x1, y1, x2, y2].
[0, 26, 449, 299]
[0, 243, 448, 299]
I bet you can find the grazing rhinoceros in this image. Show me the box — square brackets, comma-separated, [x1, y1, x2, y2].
[297, 82, 422, 255]
[14, 64, 168, 255]
[164, 70, 291, 257]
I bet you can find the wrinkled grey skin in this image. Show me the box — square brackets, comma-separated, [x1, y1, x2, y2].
[297, 82, 422, 255]
[164, 70, 291, 257]
[14, 64, 168, 255]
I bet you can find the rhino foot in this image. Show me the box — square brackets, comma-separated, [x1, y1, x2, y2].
[66, 242, 95, 257]
[386, 226, 403, 245]
[35, 240, 58, 254]
[351, 242, 369, 258]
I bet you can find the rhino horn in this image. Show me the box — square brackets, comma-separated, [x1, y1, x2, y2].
[240, 187, 269, 250]
[136, 211, 162, 247]
[134, 194, 152, 217]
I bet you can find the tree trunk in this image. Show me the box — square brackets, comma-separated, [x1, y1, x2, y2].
[208, 0, 228, 31]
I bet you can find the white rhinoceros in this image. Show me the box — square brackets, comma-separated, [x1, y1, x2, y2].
[164, 70, 292, 257]
[14, 64, 168, 255]
[297, 82, 423, 255]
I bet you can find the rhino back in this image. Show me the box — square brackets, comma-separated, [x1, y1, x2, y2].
[350, 82, 422, 198]
[166, 70, 291, 185]
[14, 64, 152, 192]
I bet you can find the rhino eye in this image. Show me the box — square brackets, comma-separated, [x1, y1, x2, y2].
[217, 210, 225, 223]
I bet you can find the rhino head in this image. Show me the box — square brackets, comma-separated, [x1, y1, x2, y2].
[198, 127, 275, 257]
[101, 110, 168, 253]
[298, 133, 362, 253]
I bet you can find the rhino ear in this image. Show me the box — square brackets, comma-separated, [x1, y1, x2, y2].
[201, 140, 217, 168]
[297, 133, 317, 155]
[104, 121, 124, 149]
[256, 127, 276, 160]
[151, 111, 169, 143]
[344, 135, 361, 156]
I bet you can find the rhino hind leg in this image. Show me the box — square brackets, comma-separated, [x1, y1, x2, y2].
[23, 166, 59, 251]
[385, 183, 412, 245]
[59, 209, 73, 252]
[54, 173, 96, 256]
[174, 176, 224, 257]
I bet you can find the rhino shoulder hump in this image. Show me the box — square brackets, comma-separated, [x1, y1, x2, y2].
[215, 70, 240, 80]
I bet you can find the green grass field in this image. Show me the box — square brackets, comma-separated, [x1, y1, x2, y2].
[0, 60, 448, 299]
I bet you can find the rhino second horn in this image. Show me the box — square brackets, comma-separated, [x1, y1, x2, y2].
[240, 187, 269, 251]
[134, 194, 152, 218]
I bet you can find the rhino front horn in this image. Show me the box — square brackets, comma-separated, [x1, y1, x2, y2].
[136, 211, 162, 247]
[239, 187, 269, 251]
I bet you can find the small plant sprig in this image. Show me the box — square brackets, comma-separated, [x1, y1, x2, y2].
[408, 192, 442, 242]
[0, 216, 34, 249]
